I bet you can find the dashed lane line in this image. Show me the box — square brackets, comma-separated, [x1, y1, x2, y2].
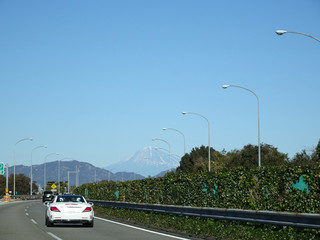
[30, 219, 38, 224]
[47, 232, 63, 240]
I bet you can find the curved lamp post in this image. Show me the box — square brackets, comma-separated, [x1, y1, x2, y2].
[155, 147, 181, 159]
[182, 112, 211, 172]
[67, 164, 79, 193]
[13, 138, 33, 196]
[44, 153, 59, 190]
[222, 84, 261, 167]
[275, 30, 320, 43]
[152, 138, 171, 171]
[162, 128, 186, 155]
[58, 157, 72, 193]
[30, 145, 47, 195]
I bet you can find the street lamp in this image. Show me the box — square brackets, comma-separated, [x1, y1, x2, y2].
[222, 84, 261, 167]
[58, 157, 72, 193]
[44, 153, 59, 191]
[67, 168, 79, 193]
[155, 147, 181, 159]
[182, 112, 211, 172]
[152, 138, 171, 171]
[30, 145, 47, 195]
[275, 30, 320, 43]
[13, 138, 33, 196]
[162, 128, 186, 155]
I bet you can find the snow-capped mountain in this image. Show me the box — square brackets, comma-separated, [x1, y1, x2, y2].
[104, 146, 181, 177]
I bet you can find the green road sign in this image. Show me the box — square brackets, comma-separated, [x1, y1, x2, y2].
[0, 162, 4, 175]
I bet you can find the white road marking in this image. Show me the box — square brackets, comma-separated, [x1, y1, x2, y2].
[26, 213, 29, 216]
[47, 232, 63, 240]
[95, 217, 190, 240]
[30, 219, 37, 224]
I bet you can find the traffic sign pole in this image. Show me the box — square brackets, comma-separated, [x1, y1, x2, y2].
[5, 163, 10, 201]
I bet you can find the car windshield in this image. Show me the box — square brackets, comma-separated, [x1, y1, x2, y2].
[57, 196, 84, 203]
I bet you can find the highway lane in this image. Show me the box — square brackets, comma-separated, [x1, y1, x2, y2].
[0, 200, 192, 240]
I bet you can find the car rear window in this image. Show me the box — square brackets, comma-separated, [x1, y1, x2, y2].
[57, 196, 84, 203]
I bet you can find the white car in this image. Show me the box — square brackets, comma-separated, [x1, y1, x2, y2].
[45, 194, 94, 227]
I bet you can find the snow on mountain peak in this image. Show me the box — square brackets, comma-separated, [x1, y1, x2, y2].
[104, 146, 181, 177]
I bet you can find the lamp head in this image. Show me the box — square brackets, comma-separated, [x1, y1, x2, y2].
[222, 85, 230, 89]
[276, 30, 287, 35]
[182, 112, 187, 115]
[162, 128, 167, 130]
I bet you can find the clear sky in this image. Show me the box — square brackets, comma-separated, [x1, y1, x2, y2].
[0, 0, 319, 169]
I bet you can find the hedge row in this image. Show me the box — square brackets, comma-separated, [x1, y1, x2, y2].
[74, 165, 320, 213]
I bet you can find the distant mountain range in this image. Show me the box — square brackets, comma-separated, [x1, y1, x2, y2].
[8, 160, 144, 188]
[104, 146, 181, 177]
[6, 146, 181, 188]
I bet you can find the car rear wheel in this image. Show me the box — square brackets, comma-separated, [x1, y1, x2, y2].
[45, 216, 53, 227]
[84, 220, 94, 227]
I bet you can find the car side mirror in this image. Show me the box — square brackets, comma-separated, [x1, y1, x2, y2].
[88, 202, 94, 206]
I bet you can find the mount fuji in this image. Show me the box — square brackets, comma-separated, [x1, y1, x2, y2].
[104, 146, 181, 177]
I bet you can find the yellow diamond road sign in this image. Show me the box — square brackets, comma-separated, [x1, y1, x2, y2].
[51, 183, 57, 189]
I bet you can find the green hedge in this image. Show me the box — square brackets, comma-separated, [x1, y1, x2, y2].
[75, 165, 320, 213]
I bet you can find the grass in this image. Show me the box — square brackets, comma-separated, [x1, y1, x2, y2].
[94, 206, 320, 239]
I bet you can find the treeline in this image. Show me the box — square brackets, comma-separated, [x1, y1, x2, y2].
[0, 174, 37, 195]
[177, 140, 320, 173]
[0, 174, 70, 196]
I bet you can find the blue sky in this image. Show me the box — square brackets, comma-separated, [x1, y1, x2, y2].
[0, 0, 319, 169]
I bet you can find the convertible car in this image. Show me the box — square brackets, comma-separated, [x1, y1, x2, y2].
[45, 194, 94, 227]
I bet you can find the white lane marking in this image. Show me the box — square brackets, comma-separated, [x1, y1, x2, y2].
[95, 217, 190, 240]
[30, 219, 37, 224]
[47, 232, 63, 240]
[26, 213, 29, 216]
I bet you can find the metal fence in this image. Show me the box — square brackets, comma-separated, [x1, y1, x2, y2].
[90, 200, 320, 229]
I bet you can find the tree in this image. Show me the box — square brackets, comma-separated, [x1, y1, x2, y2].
[176, 145, 224, 173]
[290, 150, 313, 167]
[0, 174, 37, 195]
[290, 139, 320, 166]
[312, 139, 320, 162]
[0, 175, 6, 196]
[226, 144, 288, 169]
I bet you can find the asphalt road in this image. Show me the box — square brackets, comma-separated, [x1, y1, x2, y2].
[0, 200, 192, 240]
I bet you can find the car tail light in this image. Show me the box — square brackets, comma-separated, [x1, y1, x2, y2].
[50, 206, 60, 212]
[83, 207, 92, 212]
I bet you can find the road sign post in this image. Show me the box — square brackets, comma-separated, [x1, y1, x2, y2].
[4, 163, 10, 201]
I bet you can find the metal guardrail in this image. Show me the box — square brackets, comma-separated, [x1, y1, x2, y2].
[90, 200, 320, 229]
